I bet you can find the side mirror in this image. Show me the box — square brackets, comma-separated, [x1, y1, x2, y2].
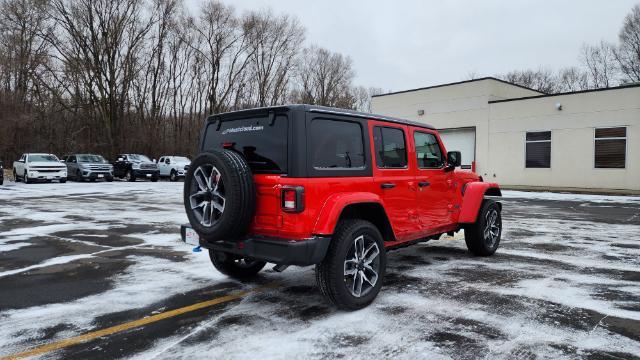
[152, 158, 157, 163]
[445, 151, 461, 172]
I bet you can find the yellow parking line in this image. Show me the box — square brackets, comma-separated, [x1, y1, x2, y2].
[2, 285, 271, 360]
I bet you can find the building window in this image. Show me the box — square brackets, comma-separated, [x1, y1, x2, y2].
[373, 126, 407, 168]
[595, 127, 626, 168]
[525, 131, 551, 168]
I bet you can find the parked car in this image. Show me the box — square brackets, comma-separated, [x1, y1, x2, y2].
[158, 156, 191, 181]
[63, 154, 114, 182]
[180, 105, 502, 310]
[0, 161, 4, 185]
[13, 153, 67, 184]
[113, 154, 159, 182]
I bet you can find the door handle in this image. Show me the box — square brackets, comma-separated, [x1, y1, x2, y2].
[418, 181, 430, 187]
[381, 183, 396, 189]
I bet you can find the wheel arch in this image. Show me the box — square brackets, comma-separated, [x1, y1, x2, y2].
[459, 182, 502, 224]
[313, 193, 396, 242]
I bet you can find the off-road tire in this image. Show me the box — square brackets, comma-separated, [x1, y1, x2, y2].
[126, 170, 135, 182]
[170, 170, 178, 182]
[208, 251, 266, 279]
[464, 200, 502, 256]
[184, 150, 255, 241]
[315, 219, 387, 310]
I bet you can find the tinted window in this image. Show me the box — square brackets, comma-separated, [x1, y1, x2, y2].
[595, 127, 626, 168]
[414, 132, 444, 168]
[374, 127, 407, 168]
[203, 115, 288, 174]
[29, 154, 59, 162]
[525, 131, 551, 168]
[310, 119, 365, 169]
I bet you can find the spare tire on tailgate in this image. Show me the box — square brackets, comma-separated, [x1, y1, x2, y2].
[183, 150, 255, 241]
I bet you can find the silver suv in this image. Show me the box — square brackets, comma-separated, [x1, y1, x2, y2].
[64, 154, 114, 182]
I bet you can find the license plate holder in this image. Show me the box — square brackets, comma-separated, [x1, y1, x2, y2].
[98, 174, 104, 178]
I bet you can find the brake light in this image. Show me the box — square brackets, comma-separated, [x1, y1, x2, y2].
[281, 186, 304, 213]
[222, 142, 235, 149]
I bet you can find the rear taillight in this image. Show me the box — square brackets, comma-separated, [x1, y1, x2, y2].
[281, 186, 304, 213]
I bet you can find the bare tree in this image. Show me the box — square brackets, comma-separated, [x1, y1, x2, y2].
[243, 9, 304, 107]
[352, 86, 384, 113]
[580, 41, 619, 88]
[292, 46, 355, 107]
[497, 68, 561, 94]
[614, 4, 640, 83]
[46, 0, 157, 156]
[557, 67, 590, 92]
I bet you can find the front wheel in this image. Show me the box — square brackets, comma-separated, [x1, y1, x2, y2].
[209, 251, 266, 279]
[23, 171, 30, 184]
[169, 170, 178, 182]
[315, 219, 386, 310]
[464, 200, 502, 256]
[125, 170, 135, 182]
[60, 178, 67, 183]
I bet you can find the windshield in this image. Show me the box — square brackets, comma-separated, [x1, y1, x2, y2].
[29, 154, 59, 162]
[128, 154, 151, 162]
[203, 115, 287, 174]
[78, 155, 107, 163]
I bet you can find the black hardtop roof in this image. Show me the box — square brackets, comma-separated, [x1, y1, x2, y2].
[207, 104, 435, 130]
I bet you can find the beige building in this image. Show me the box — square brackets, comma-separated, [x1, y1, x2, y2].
[371, 77, 640, 193]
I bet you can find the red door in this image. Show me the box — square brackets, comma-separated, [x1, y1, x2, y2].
[411, 128, 454, 232]
[368, 121, 419, 241]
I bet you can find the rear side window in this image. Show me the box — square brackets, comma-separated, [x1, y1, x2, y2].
[310, 119, 365, 169]
[203, 115, 288, 174]
[373, 126, 407, 168]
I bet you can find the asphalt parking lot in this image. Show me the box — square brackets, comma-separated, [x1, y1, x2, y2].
[0, 182, 639, 359]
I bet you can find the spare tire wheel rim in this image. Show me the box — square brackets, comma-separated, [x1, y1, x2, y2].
[484, 208, 500, 247]
[189, 165, 226, 227]
[344, 235, 380, 298]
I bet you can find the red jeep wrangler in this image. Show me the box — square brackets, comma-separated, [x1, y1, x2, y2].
[182, 105, 502, 310]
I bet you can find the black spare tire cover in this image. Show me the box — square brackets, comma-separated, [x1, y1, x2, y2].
[183, 150, 256, 241]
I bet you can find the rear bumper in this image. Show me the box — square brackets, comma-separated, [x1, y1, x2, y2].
[181, 224, 330, 266]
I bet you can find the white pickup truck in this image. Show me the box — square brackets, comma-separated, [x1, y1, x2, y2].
[13, 153, 67, 184]
[157, 156, 191, 181]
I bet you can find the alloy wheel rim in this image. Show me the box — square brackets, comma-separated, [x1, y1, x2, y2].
[344, 235, 380, 298]
[189, 165, 226, 227]
[483, 209, 500, 247]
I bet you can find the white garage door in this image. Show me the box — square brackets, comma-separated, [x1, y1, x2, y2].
[438, 128, 476, 170]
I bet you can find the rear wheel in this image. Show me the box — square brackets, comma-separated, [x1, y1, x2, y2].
[315, 219, 386, 310]
[464, 200, 502, 256]
[208, 251, 266, 279]
[13, 169, 20, 182]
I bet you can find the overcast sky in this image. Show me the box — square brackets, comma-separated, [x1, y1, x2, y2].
[189, 1, 638, 92]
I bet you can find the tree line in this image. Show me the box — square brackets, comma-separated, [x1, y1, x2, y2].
[0, 0, 381, 165]
[478, 4, 640, 93]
